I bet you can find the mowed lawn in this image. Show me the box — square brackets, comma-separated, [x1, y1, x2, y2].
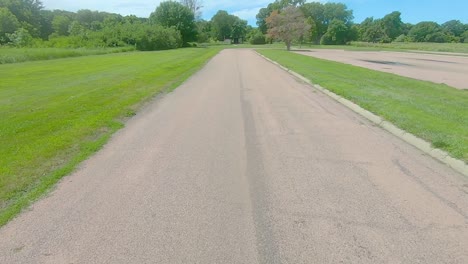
[258, 49, 468, 164]
[0, 48, 220, 225]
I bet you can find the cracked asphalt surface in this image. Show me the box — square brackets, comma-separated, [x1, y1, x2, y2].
[1, 49, 467, 263]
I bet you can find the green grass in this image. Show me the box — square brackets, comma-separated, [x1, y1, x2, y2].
[0, 47, 221, 226]
[0, 47, 136, 64]
[257, 49, 468, 163]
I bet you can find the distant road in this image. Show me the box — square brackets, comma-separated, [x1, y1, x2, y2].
[296, 49, 468, 89]
[0, 49, 467, 263]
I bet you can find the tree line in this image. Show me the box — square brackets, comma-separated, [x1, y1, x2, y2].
[1, 0, 467, 50]
[257, 0, 468, 46]
[0, 0, 251, 49]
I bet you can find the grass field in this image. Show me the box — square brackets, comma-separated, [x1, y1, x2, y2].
[257, 49, 468, 163]
[0, 47, 136, 64]
[0, 47, 220, 225]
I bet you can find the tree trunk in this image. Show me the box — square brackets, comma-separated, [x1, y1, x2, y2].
[286, 41, 291, 51]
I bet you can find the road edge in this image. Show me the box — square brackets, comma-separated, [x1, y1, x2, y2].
[255, 51, 468, 178]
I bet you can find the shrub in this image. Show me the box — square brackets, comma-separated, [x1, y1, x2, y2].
[250, 33, 266, 45]
[135, 25, 182, 51]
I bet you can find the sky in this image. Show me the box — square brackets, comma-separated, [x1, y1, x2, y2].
[40, 0, 468, 26]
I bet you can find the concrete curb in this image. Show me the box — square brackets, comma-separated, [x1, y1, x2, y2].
[255, 51, 468, 178]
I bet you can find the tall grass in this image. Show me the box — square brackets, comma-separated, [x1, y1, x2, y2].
[0, 47, 136, 64]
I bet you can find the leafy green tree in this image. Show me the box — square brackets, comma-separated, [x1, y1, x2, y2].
[321, 19, 350, 45]
[52, 15, 71, 36]
[442, 20, 465, 42]
[0, 0, 44, 37]
[408, 21, 442, 42]
[266, 6, 311, 50]
[68, 21, 86, 36]
[247, 28, 266, 44]
[256, 7, 271, 34]
[231, 19, 247, 42]
[425, 31, 449, 43]
[256, 0, 306, 34]
[210, 10, 236, 41]
[135, 24, 182, 50]
[0, 7, 20, 43]
[300, 2, 353, 44]
[179, 0, 203, 19]
[6, 27, 33, 46]
[461, 30, 468, 43]
[323, 3, 353, 25]
[195, 19, 211, 42]
[381, 11, 403, 40]
[150, 1, 197, 44]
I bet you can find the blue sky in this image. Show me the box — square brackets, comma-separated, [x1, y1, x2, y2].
[41, 0, 468, 26]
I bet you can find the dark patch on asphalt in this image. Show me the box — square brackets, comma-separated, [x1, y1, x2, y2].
[361, 60, 412, 66]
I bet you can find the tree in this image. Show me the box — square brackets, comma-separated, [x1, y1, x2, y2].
[0, 0, 44, 37]
[150, 1, 197, 44]
[210, 10, 235, 41]
[179, 0, 203, 19]
[135, 24, 182, 50]
[247, 28, 266, 44]
[231, 19, 247, 43]
[461, 30, 468, 43]
[51, 15, 71, 36]
[6, 27, 33, 46]
[381, 11, 403, 41]
[323, 2, 353, 25]
[266, 6, 311, 50]
[321, 19, 351, 45]
[442, 20, 465, 42]
[195, 19, 211, 42]
[256, 0, 306, 34]
[0, 7, 20, 43]
[256, 7, 271, 34]
[300, 2, 353, 44]
[408, 21, 442, 42]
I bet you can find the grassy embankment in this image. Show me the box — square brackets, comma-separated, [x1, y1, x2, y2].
[0, 46, 136, 64]
[0, 47, 221, 225]
[257, 49, 468, 163]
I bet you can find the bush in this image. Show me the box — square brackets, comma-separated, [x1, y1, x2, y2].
[135, 25, 182, 51]
[425, 32, 450, 43]
[320, 34, 333, 45]
[394, 34, 408, 42]
[6, 28, 33, 47]
[249, 33, 266, 45]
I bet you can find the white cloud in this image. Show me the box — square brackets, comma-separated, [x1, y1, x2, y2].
[232, 7, 262, 24]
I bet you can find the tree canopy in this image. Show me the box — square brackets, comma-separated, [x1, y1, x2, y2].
[1, 0, 467, 48]
[150, 1, 196, 44]
[266, 6, 311, 50]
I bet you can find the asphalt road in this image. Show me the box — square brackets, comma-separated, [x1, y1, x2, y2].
[1, 49, 467, 263]
[295, 49, 468, 89]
